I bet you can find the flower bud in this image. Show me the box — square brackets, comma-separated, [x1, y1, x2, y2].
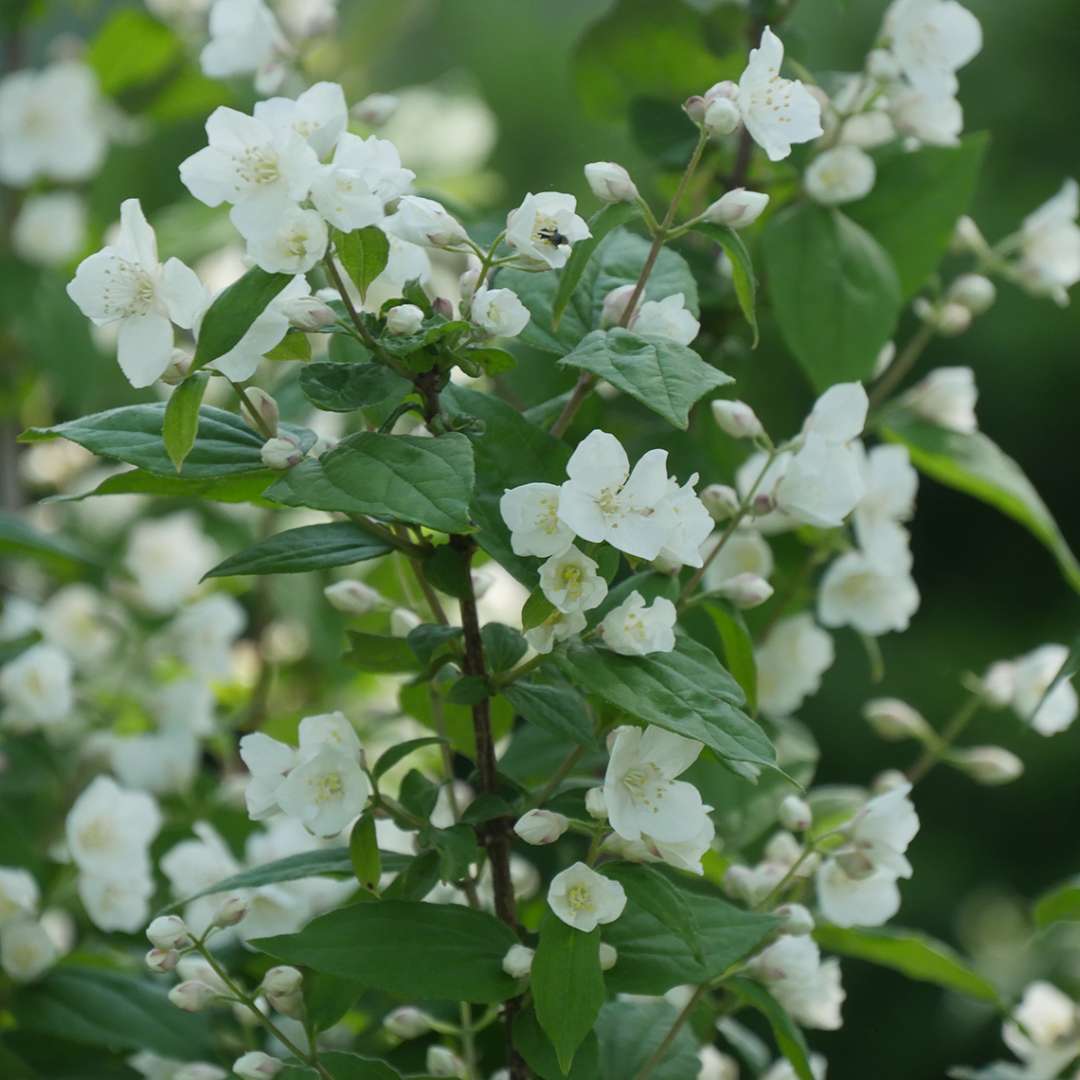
[168, 980, 220, 1012]
[385, 1006, 435, 1039]
[711, 399, 764, 439]
[873, 340, 897, 378]
[324, 579, 383, 615]
[174, 1067, 228, 1080]
[950, 745, 1024, 785]
[863, 698, 931, 741]
[433, 296, 454, 320]
[280, 296, 337, 331]
[390, 607, 422, 637]
[598, 943, 618, 971]
[458, 266, 481, 302]
[385, 303, 425, 336]
[948, 273, 996, 316]
[502, 943, 535, 979]
[584, 786, 608, 820]
[601, 283, 637, 328]
[872, 768, 910, 794]
[914, 298, 971, 337]
[244, 386, 280, 436]
[352, 92, 399, 126]
[840, 111, 895, 149]
[233, 1052, 284, 1080]
[981, 661, 1016, 707]
[146, 947, 179, 973]
[426, 1046, 466, 1078]
[683, 95, 707, 124]
[704, 80, 738, 104]
[513, 809, 569, 846]
[866, 48, 901, 81]
[704, 97, 741, 137]
[147, 914, 192, 951]
[751, 492, 775, 517]
[700, 483, 741, 521]
[584, 161, 639, 204]
[721, 864, 755, 902]
[774, 902, 815, 936]
[161, 348, 193, 386]
[950, 215, 987, 256]
[260, 433, 304, 470]
[703, 188, 769, 229]
[262, 965, 304, 1018]
[212, 896, 248, 929]
[777, 795, 812, 832]
[715, 572, 773, 610]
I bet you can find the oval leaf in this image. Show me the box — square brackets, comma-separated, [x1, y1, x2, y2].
[163, 372, 209, 472]
[204, 522, 393, 578]
[193, 265, 292, 371]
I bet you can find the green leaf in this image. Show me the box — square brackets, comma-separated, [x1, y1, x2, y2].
[553, 203, 640, 328]
[481, 623, 528, 674]
[345, 632, 422, 674]
[192, 266, 292, 371]
[502, 681, 596, 747]
[881, 407, 1080, 594]
[86, 9, 180, 96]
[514, 1007, 600, 1080]
[264, 331, 312, 362]
[532, 914, 605, 1073]
[464, 345, 517, 375]
[629, 97, 699, 169]
[522, 588, 557, 631]
[430, 823, 480, 883]
[442, 385, 570, 582]
[0, 512, 100, 572]
[603, 878, 780, 995]
[555, 637, 775, 772]
[11, 968, 214, 1060]
[406, 625, 464, 667]
[704, 599, 758, 714]
[64, 466, 277, 504]
[382, 849, 441, 902]
[847, 134, 988, 298]
[163, 373, 209, 472]
[299, 361, 409, 412]
[498, 229, 698, 356]
[727, 977, 815, 1080]
[447, 675, 490, 705]
[373, 736, 446, 781]
[813, 925, 1000, 1003]
[1035, 876, 1080, 930]
[335, 226, 390, 301]
[205, 522, 393, 578]
[763, 204, 902, 391]
[398, 769, 441, 820]
[595, 999, 700, 1080]
[303, 976, 366, 1035]
[253, 899, 521, 1003]
[270, 432, 475, 534]
[278, 1050, 405, 1079]
[599, 862, 701, 962]
[423, 544, 472, 599]
[560, 328, 732, 429]
[347, 813, 380, 892]
[693, 221, 759, 344]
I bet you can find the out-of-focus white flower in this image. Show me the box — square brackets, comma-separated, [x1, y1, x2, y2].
[900, 366, 977, 432]
[748, 934, 844, 1029]
[13, 192, 86, 266]
[524, 609, 586, 655]
[704, 530, 774, 593]
[852, 442, 918, 557]
[38, 585, 116, 669]
[818, 539, 920, 636]
[66, 776, 162, 878]
[123, 512, 220, 614]
[513, 810, 569, 847]
[390, 608, 422, 637]
[0, 61, 108, 185]
[0, 869, 38, 929]
[713, 572, 773, 609]
[884, 0, 982, 97]
[631, 293, 700, 346]
[736, 28, 823, 161]
[598, 592, 677, 656]
[863, 698, 931, 741]
[840, 110, 895, 149]
[67, 200, 205, 389]
[888, 87, 963, 146]
[1007, 644, 1078, 736]
[1002, 981, 1080, 1078]
[200, 0, 289, 92]
[384, 1006, 434, 1039]
[385, 195, 468, 249]
[0, 642, 74, 731]
[584, 161, 639, 204]
[539, 546, 607, 615]
[763, 1057, 828, 1080]
[697, 1046, 740, 1080]
[805, 145, 876, 205]
[950, 745, 1024, 785]
[324, 579, 383, 615]
[426, 1046, 466, 1079]
[469, 286, 530, 339]
[233, 1051, 284, 1080]
[1016, 179, 1080, 306]
[167, 593, 247, 680]
[169, 979, 221, 1012]
[756, 614, 834, 718]
[0, 919, 57, 982]
[353, 92, 399, 127]
[505, 191, 590, 269]
[711, 400, 764, 441]
[948, 272, 996, 315]
[547, 862, 626, 932]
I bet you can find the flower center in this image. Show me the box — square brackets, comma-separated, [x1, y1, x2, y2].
[559, 564, 583, 599]
[237, 146, 282, 187]
[78, 819, 114, 854]
[100, 259, 157, 318]
[313, 771, 344, 803]
[566, 884, 594, 912]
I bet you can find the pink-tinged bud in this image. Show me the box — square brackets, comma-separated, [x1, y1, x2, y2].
[601, 283, 637, 328]
[385, 1006, 434, 1039]
[147, 915, 192, 951]
[751, 492, 775, 517]
[168, 980, 220, 1012]
[459, 266, 481, 302]
[233, 1051, 284, 1079]
[385, 303, 425, 336]
[280, 296, 337, 331]
[161, 349, 193, 386]
[584, 161, 640, 204]
[711, 399, 764, 439]
[704, 80, 738, 104]
[513, 809, 569, 846]
[778, 795, 812, 832]
[262, 965, 305, 1018]
[427, 1046, 467, 1077]
[863, 698, 931, 741]
[721, 865, 754, 902]
[212, 896, 248, 929]
[502, 943, 534, 979]
[146, 948, 179, 973]
[774, 902, 815, 936]
[704, 97, 741, 137]
[245, 386, 280, 436]
[432, 296, 454, 320]
[716, 572, 773, 610]
[584, 786, 608, 820]
[950, 745, 1024, 786]
[260, 433, 304, 470]
[703, 188, 770, 229]
[948, 273, 996, 316]
[324, 579, 383, 615]
[700, 483, 740, 521]
[683, 95, 707, 124]
[598, 943, 618, 971]
[352, 92, 398, 126]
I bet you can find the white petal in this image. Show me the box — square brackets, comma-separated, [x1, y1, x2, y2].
[160, 259, 208, 329]
[116, 313, 174, 388]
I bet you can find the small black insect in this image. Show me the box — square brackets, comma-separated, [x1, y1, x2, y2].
[537, 226, 569, 247]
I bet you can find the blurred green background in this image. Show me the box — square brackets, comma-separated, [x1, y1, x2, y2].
[6, 1, 1080, 1076]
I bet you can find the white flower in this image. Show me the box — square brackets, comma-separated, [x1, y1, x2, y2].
[180, 106, 319, 210]
[1010, 644, 1078, 736]
[749, 934, 844, 1029]
[644, 811, 716, 876]
[600, 283, 637, 328]
[885, 0, 982, 97]
[547, 862, 626, 932]
[0, 61, 107, 185]
[390, 608, 422, 637]
[815, 859, 904, 927]
[702, 188, 770, 228]
[901, 366, 977, 432]
[167, 593, 247, 680]
[818, 542, 920, 636]
[711, 399, 764, 440]
[239, 732, 297, 820]
[539, 546, 607, 614]
[67, 200, 205, 388]
[849, 782, 920, 876]
[109, 726, 200, 796]
[253, 82, 347, 159]
[775, 434, 865, 529]
[160, 822, 241, 935]
[888, 86, 963, 146]
[523, 610, 587, 655]
[261, 433, 305, 470]
[763, 1057, 828, 1080]
[324, 579, 383, 615]
[232, 198, 329, 274]
[0, 920, 57, 982]
[38, 584, 116, 669]
[0, 642, 74, 730]
[500, 482, 575, 559]
[385, 303, 425, 336]
[310, 133, 414, 231]
[200, 0, 288, 91]
[697, 1046, 739, 1080]
[840, 110, 895, 149]
[385, 195, 469, 248]
[276, 747, 371, 837]
[584, 161, 639, 204]
[558, 431, 673, 561]
[704, 529, 774, 591]
[657, 476, 713, 569]
[804, 382, 870, 445]
[470, 286, 530, 338]
[1003, 982, 1080, 1077]
[157, 678, 217, 738]
[805, 145, 877, 205]
[0, 870, 38, 928]
[604, 725, 706, 844]
[852, 443, 918, 555]
[13, 192, 86, 266]
[505, 191, 590, 269]
[66, 776, 162, 877]
[513, 810, 569, 846]
[599, 592, 677, 657]
[233, 1051, 284, 1080]
[631, 293, 700, 346]
[756, 614, 834, 718]
[1017, 179, 1080, 305]
[737, 28, 823, 162]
